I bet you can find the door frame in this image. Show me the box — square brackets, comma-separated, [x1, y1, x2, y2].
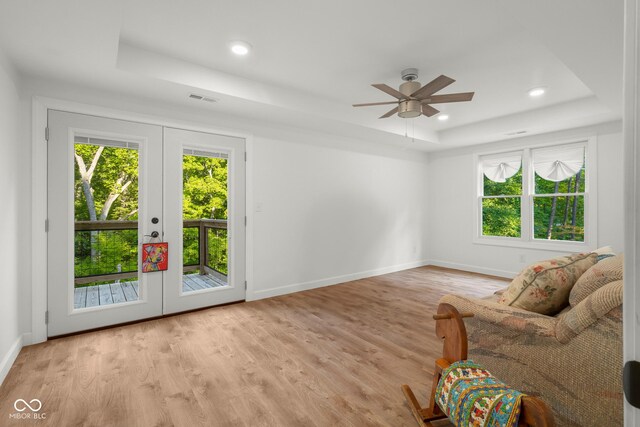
[624, 0, 640, 425]
[31, 96, 255, 344]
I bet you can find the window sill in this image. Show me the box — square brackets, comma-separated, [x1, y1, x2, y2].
[473, 236, 595, 253]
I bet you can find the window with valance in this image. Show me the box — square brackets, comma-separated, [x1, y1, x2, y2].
[477, 141, 591, 246]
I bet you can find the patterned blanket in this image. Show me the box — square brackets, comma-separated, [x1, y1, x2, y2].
[435, 360, 524, 427]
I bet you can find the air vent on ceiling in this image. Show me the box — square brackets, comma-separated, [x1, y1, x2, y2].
[189, 94, 217, 103]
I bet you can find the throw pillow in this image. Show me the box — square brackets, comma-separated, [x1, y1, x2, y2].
[498, 252, 597, 315]
[569, 253, 623, 306]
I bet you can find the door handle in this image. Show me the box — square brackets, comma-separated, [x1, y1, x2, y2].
[624, 360, 640, 408]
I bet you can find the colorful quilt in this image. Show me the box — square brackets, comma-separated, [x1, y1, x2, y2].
[435, 360, 524, 427]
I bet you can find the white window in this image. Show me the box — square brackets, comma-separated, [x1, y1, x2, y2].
[474, 138, 596, 251]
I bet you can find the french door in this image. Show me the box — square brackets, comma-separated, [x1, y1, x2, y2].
[47, 111, 245, 336]
[163, 127, 246, 314]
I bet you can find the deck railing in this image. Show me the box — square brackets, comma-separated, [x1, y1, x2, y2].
[74, 219, 227, 285]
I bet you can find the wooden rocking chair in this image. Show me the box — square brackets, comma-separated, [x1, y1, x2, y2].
[401, 303, 555, 427]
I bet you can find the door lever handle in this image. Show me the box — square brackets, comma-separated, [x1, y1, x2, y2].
[624, 360, 640, 408]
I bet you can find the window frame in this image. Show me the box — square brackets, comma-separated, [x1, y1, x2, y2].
[473, 137, 597, 252]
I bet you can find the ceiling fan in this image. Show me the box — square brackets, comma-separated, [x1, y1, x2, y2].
[353, 68, 475, 119]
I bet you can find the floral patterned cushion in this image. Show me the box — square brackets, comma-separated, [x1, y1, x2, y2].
[498, 253, 597, 315]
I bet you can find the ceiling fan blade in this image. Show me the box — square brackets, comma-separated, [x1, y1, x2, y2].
[420, 92, 475, 104]
[379, 106, 399, 118]
[352, 101, 400, 107]
[372, 84, 410, 100]
[411, 75, 455, 99]
[421, 104, 440, 117]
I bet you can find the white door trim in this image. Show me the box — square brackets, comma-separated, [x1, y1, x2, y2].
[31, 96, 255, 344]
[623, 0, 640, 425]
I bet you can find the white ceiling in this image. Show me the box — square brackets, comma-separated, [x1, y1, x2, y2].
[0, 0, 624, 151]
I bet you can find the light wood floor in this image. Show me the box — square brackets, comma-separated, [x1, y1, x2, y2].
[0, 266, 508, 427]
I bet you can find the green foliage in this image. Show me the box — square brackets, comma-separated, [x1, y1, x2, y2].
[207, 229, 228, 275]
[182, 228, 227, 274]
[533, 195, 584, 241]
[183, 227, 200, 266]
[482, 170, 522, 237]
[481, 165, 586, 241]
[74, 148, 229, 285]
[183, 155, 228, 220]
[535, 171, 585, 194]
[484, 170, 522, 196]
[183, 155, 228, 275]
[74, 144, 139, 221]
[532, 167, 585, 241]
[482, 197, 521, 237]
[74, 230, 138, 275]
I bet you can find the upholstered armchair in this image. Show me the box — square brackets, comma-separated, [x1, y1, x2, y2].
[440, 255, 623, 427]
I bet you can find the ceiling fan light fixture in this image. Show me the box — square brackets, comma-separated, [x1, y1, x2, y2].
[353, 71, 474, 120]
[438, 114, 449, 121]
[398, 100, 422, 118]
[528, 87, 546, 97]
[230, 41, 251, 56]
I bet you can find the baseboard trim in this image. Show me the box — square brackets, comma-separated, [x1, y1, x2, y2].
[247, 259, 430, 301]
[426, 259, 517, 279]
[0, 334, 24, 386]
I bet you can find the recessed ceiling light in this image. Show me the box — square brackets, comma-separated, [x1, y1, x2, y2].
[230, 41, 251, 56]
[438, 114, 449, 121]
[528, 87, 546, 97]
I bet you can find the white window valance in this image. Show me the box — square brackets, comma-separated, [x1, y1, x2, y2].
[532, 145, 584, 182]
[481, 153, 522, 183]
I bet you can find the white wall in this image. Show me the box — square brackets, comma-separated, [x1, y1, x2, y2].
[0, 55, 23, 384]
[251, 136, 427, 299]
[17, 77, 430, 341]
[427, 122, 624, 278]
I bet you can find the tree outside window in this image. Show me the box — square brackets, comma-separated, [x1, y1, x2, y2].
[532, 145, 585, 242]
[480, 152, 522, 238]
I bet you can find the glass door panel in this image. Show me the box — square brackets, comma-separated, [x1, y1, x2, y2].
[182, 150, 229, 293]
[73, 138, 141, 308]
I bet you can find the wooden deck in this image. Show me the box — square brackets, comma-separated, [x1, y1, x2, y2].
[73, 274, 227, 309]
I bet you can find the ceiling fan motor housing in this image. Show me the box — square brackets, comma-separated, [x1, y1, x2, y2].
[400, 80, 421, 96]
[401, 68, 419, 81]
[398, 80, 422, 118]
